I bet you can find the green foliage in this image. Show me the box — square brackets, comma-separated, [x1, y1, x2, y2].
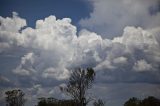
[5, 89, 25, 106]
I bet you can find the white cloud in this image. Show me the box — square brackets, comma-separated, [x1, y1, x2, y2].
[42, 67, 70, 80]
[79, 0, 160, 38]
[113, 56, 127, 64]
[0, 12, 160, 83]
[133, 59, 152, 72]
[13, 52, 36, 76]
[0, 12, 26, 52]
[0, 12, 26, 32]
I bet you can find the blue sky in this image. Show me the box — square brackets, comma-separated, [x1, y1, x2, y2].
[0, 0, 91, 28]
[0, 0, 160, 106]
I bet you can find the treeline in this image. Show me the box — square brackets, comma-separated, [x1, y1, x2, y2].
[37, 97, 105, 106]
[5, 89, 160, 106]
[124, 96, 160, 106]
[4, 68, 160, 106]
[37, 97, 77, 106]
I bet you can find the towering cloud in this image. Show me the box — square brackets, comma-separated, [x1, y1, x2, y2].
[0, 12, 160, 106]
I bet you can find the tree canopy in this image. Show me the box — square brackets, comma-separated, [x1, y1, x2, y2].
[5, 89, 25, 106]
[60, 68, 96, 106]
[124, 96, 160, 106]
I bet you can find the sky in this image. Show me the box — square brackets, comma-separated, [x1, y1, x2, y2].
[0, 0, 160, 106]
[0, 0, 92, 28]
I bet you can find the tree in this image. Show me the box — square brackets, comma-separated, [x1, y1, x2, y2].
[124, 96, 160, 106]
[37, 97, 47, 106]
[140, 96, 160, 106]
[60, 68, 95, 106]
[5, 89, 25, 106]
[37, 97, 78, 106]
[93, 99, 105, 106]
[124, 97, 140, 106]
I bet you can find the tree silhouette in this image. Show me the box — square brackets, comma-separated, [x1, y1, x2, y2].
[60, 68, 95, 106]
[124, 96, 160, 106]
[140, 96, 160, 106]
[124, 97, 140, 106]
[37, 97, 47, 106]
[37, 97, 78, 106]
[5, 89, 25, 106]
[93, 99, 105, 106]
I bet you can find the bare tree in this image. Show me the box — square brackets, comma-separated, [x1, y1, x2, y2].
[5, 89, 25, 106]
[93, 99, 105, 106]
[60, 68, 95, 106]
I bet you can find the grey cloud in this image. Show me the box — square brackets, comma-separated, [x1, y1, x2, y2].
[79, 0, 160, 38]
[133, 59, 152, 72]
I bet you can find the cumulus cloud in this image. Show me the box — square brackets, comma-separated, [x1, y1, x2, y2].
[133, 59, 152, 72]
[13, 52, 36, 76]
[0, 12, 26, 32]
[0, 12, 160, 106]
[0, 12, 26, 52]
[42, 67, 70, 80]
[79, 0, 160, 38]
[113, 56, 127, 64]
[0, 12, 160, 84]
